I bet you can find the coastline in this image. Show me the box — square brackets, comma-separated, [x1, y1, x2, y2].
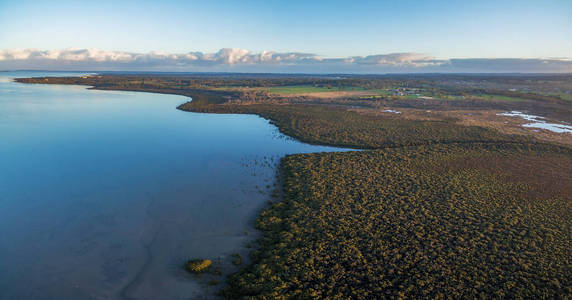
[15, 76, 571, 150]
[13, 76, 572, 299]
[4, 76, 340, 299]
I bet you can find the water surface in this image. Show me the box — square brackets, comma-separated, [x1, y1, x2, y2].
[498, 111, 572, 133]
[0, 71, 343, 299]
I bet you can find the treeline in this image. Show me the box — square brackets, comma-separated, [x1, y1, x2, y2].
[223, 143, 572, 299]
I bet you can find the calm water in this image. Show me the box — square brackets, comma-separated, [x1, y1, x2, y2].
[498, 111, 572, 133]
[0, 72, 343, 299]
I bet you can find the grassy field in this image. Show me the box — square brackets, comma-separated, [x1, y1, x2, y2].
[542, 92, 572, 102]
[265, 85, 355, 94]
[409, 94, 526, 102]
[559, 93, 572, 102]
[268, 88, 530, 102]
[477, 94, 527, 102]
[264, 85, 396, 95]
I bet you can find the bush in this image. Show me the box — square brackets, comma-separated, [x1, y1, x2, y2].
[185, 259, 212, 274]
[223, 143, 572, 299]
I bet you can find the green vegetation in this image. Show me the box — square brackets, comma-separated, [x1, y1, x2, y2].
[266, 85, 343, 94]
[265, 85, 393, 95]
[224, 143, 572, 299]
[542, 92, 572, 102]
[185, 259, 213, 274]
[426, 94, 526, 102]
[179, 102, 530, 149]
[559, 94, 572, 102]
[477, 94, 526, 102]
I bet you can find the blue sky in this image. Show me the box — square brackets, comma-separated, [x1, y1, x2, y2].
[1, 0, 571, 72]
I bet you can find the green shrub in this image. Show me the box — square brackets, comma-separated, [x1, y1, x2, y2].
[185, 259, 212, 274]
[223, 143, 572, 299]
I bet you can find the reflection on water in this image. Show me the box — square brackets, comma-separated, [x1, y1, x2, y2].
[0, 72, 346, 299]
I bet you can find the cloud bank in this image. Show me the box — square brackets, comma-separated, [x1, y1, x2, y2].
[1, 48, 571, 73]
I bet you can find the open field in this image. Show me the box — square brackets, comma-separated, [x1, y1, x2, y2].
[543, 92, 572, 102]
[477, 94, 527, 102]
[263, 85, 392, 98]
[266, 85, 345, 94]
[272, 90, 383, 99]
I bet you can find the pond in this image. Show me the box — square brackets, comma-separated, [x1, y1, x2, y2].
[0, 71, 344, 299]
[498, 111, 572, 134]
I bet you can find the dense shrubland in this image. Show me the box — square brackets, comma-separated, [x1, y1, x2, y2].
[223, 143, 572, 299]
[179, 102, 530, 149]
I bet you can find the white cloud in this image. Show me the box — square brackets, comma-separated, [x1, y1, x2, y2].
[0, 48, 320, 66]
[0, 48, 570, 73]
[0, 48, 440, 67]
[347, 53, 446, 67]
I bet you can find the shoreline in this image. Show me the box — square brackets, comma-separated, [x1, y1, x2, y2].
[13, 76, 572, 298]
[4, 76, 332, 299]
[15, 76, 572, 149]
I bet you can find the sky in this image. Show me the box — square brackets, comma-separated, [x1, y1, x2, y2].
[0, 0, 571, 73]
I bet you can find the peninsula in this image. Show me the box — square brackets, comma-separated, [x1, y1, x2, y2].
[17, 73, 572, 298]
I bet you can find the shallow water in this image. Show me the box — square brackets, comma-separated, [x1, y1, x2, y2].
[381, 109, 401, 114]
[0, 71, 345, 299]
[498, 111, 572, 134]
